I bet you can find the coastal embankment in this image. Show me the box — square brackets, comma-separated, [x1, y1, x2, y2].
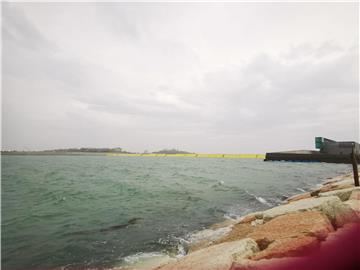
[121, 172, 360, 270]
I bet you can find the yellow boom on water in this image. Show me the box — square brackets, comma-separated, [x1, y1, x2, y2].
[106, 153, 265, 159]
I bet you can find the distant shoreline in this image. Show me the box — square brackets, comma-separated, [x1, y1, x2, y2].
[1, 152, 265, 159]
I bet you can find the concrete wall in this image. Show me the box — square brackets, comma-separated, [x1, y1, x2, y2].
[321, 141, 360, 155]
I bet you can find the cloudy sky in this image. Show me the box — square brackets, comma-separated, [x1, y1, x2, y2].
[2, 2, 359, 153]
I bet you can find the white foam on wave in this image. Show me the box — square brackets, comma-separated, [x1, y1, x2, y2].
[296, 187, 306, 193]
[121, 251, 174, 268]
[223, 213, 242, 220]
[245, 190, 272, 207]
[256, 196, 270, 206]
[123, 252, 166, 264]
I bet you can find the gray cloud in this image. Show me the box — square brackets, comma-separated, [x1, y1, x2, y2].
[2, 2, 358, 153]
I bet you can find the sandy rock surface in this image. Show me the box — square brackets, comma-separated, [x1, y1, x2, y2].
[319, 186, 360, 201]
[262, 196, 340, 221]
[157, 238, 259, 270]
[247, 211, 333, 260]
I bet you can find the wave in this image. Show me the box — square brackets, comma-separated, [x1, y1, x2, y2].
[122, 251, 172, 267]
[244, 190, 273, 207]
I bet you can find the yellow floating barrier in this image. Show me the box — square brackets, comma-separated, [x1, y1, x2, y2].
[107, 153, 265, 159]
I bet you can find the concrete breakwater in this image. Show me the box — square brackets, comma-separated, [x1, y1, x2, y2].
[121, 173, 360, 270]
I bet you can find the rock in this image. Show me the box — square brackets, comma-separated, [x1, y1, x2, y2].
[251, 219, 264, 227]
[286, 192, 311, 203]
[323, 179, 339, 185]
[214, 223, 254, 245]
[261, 195, 356, 227]
[229, 257, 307, 270]
[320, 222, 359, 249]
[210, 219, 238, 230]
[262, 196, 338, 221]
[332, 177, 355, 187]
[249, 211, 334, 241]
[245, 211, 333, 260]
[319, 187, 360, 201]
[321, 200, 358, 228]
[158, 238, 259, 270]
[344, 200, 360, 217]
[187, 226, 233, 253]
[349, 188, 360, 200]
[310, 182, 354, 197]
[250, 235, 319, 260]
[239, 214, 257, 224]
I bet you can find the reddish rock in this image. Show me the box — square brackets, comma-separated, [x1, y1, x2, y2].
[214, 223, 254, 245]
[231, 222, 360, 270]
[250, 235, 320, 260]
[286, 192, 311, 203]
[247, 211, 334, 260]
[249, 211, 333, 242]
[239, 214, 257, 224]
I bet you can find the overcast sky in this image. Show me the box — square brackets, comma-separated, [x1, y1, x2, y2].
[2, 2, 359, 153]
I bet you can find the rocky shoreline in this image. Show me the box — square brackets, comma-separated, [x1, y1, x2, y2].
[121, 172, 360, 270]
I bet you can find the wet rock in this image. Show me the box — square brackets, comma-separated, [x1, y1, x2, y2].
[158, 238, 259, 270]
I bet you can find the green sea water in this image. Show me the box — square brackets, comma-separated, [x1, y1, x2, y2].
[1, 155, 351, 269]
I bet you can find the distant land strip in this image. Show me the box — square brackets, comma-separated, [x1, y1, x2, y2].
[1, 150, 265, 159]
[106, 153, 266, 159]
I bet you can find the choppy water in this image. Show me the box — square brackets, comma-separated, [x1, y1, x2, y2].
[1, 155, 351, 269]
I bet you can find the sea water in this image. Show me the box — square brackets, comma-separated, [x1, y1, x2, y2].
[1, 155, 351, 269]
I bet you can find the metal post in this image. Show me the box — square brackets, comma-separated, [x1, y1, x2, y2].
[351, 145, 359, 187]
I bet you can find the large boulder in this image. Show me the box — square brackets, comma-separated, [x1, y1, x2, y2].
[187, 226, 233, 253]
[246, 211, 333, 260]
[250, 235, 319, 260]
[261, 196, 357, 227]
[310, 180, 354, 197]
[319, 187, 360, 201]
[157, 238, 259, 270]
[349, 188, 360, 200]
[344, 200, 360, 218]
[229, 257, 307, 270]
[213, 222, 254, 246]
